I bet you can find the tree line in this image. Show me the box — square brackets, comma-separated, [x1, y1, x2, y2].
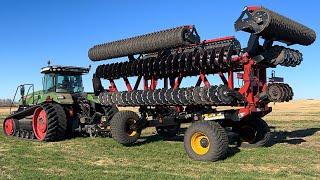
[0, 99, 14, 107]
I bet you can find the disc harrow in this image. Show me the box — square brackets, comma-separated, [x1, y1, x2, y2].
[267, 83, 293, 102]
[90, 5, 315, 111]
[99, 85, 243, 106]
[95, 37, 241, 79]
[262, 45, 303, 67]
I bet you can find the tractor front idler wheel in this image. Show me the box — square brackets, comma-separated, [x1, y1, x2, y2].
[237, 117, 271, 148]
[32, 103, 67, 141]
[3, 118, 18, 136]
[110, 110, 142, 146]
[184, 121, 229, 161]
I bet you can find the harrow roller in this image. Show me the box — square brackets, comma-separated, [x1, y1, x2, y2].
[235, 6, 316, 46]
[95, 38, 241, 80]
[89, 26, 201, 61]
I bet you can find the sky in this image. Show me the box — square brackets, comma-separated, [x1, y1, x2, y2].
[0, 0, 319, 99]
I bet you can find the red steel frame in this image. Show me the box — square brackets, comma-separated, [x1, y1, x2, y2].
[106, 53, 271, 119]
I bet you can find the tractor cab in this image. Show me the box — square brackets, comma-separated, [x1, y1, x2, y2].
[41, 65, 90, 94]
[10, 65, 90, 113]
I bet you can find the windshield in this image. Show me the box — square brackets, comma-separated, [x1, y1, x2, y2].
[43, 73, 84, 93]
[56, 74, 84, 93]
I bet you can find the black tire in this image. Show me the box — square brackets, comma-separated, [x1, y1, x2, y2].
[44, 103, 67, 141]
[110, 111, 141, 145]
[33, 103, 67, 141]
[238, 117, 271, 148]
[156, 124, 180, 138]
[184, 121, 229, 161]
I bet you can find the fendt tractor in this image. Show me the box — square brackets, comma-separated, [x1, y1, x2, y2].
[3, 6, 316, 162]
[3, 63, 118, 141]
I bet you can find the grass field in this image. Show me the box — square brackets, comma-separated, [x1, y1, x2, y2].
[0, 100, 320, 179]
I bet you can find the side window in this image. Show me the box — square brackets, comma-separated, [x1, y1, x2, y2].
[74, 75, 84, 92]
[43, 74, 54, 92]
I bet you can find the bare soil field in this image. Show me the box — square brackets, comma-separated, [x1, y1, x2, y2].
[0, 107, 17, 115]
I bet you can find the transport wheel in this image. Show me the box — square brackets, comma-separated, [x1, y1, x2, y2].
[156, 124, 180, 138]
[32, 103, 67, 141]
[184, 121, 229, 161]
[238, 117, 271, 147]
[110, 110, 141, 145]
[3, 118, 17, 136]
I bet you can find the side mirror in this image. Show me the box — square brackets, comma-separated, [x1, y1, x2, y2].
[20, 85, 25, 97]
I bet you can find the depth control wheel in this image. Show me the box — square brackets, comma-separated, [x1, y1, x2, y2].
[3, 118, 18, 136]
[184, 121, 229, 161]
[237, 117, 271, 147]
[32, 103, 67, 141]
[110, 110, 142, 145]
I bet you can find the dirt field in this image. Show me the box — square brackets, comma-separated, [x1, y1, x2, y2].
[0, 100, 319, 179]
[0, 107, 17, 115]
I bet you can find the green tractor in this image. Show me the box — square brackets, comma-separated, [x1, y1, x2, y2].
[3, 64, 118, 141]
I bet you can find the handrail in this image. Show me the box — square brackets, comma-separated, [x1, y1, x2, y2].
[10, 84, 34, 114]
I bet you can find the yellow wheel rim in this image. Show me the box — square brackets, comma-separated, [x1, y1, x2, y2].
[128, 130, 137, 137]
[191, 132, 210, 155]
[126, 118, 137, 137]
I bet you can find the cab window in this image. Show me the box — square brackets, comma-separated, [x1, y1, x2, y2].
[43, 74, 55, 92]
[56, 74, 84, 93]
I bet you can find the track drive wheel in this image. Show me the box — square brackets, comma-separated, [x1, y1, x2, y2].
[184, 121, 229, 161]
[110, 110, 142, 145]
[32, 103, 67, 141]
[237, 117, 271, 148]
[156, 124, 180, 138]
[3, 118, 18, 136]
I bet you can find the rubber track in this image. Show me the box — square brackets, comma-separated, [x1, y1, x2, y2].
[11, 119, 37, 140]
[99, 85, 244, 106]
[8, 103, 67, 141]
[251, 7, 316, 46]
[43, 103, 67, 141]
[95, 38, 241, 79]
[262, 45, 303, 67]
[89, 25, 200, 61]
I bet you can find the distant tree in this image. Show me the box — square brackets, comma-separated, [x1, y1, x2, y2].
[0, 98, 14, 107]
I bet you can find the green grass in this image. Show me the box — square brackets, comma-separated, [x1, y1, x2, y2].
[0, 113, 319, 179]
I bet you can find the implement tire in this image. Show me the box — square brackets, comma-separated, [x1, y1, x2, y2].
[110, 111, 141, 145]
[184, 121, 229, 161]
[238, 117, 271, 148]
